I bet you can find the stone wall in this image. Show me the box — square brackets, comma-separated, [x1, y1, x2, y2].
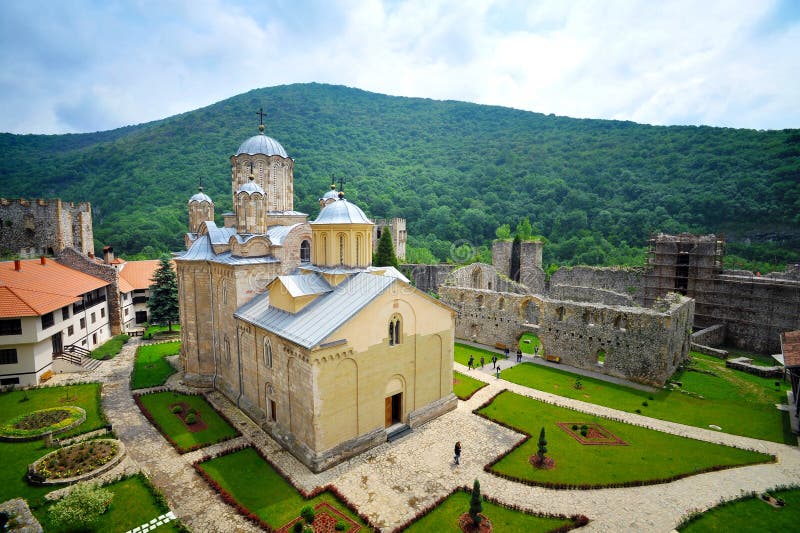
[691, 324, 726, 346]
[549, 285, 637, 307]
[401, 264, 455, 294]
[0, 198, 94, 258]
[372, 218, 407, 260]
[443, 263, 535, 294]
[550, 266, 644, 304]
[57, 247, 122, 335]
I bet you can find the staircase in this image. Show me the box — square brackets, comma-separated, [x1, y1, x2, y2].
[55, 344, 103, 372]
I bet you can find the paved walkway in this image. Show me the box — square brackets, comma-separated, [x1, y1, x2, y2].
[49, 340, 800, 532]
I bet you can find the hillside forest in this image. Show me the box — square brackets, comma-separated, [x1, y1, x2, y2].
[0, 83, 798, 273]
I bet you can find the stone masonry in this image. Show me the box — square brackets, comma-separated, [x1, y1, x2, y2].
[0, 198, 94, 258]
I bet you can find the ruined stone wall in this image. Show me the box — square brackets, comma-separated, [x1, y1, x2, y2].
[549, 285, 637, 307]
[372, 218, 407, 260]
[538, 293, 693, 386]
[0, 198, 93, 258]
[550, 266, 644, 304]
[401, 264, 455, 294]
[56, 247, 122, 335]
[700, 273, 800, 354]
[443, 262, 535, 294]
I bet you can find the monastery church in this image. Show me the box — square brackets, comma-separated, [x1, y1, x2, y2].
[177, 119, 456, 472]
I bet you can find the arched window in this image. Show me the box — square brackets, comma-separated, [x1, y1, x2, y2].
[264, 337, 273, 368]
[471, 268, 481, 288]
[497, 297, 505, 310]
[300, 240, 311, 263]
[322, 234, 328, 264]
[339, 234, 345, 265]
[222, 283, 228, 306]
[224, 336, 231, 364]
[476, 294, 484, 307]
[356, 234, 362, 264]
[389, 314, 402, 346]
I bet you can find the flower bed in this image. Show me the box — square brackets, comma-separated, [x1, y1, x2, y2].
[28, 439, 125, 485]
[0, 406, 86, 441]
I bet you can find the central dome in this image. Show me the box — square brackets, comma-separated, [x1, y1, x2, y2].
[312, 199, 372, 224]
[236, 133, 288, 158]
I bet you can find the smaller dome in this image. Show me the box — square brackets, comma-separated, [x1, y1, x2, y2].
[321, 189, 339, 201]
[312, 198, 372, 225]
[236, 133, 288, 158]
[237, 177, 265, 196]
[188, 187, 213, 205]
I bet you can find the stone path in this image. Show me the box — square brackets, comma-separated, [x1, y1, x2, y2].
[48, 340, 800, 532]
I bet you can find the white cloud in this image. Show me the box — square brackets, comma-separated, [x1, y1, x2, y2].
[0, 0, 797, 133]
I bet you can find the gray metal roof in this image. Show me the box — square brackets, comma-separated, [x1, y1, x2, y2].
[236, 134, 289, 158]
[276, 274, 332, 297]
[188, 189, 213, 205]
[266, 224, 301, 246]
[175, 234, 279, 265]
[237, 180, 265, 195]
[366, 265, 410, 283]
[311, 199, 372, 225]
[203, 222, 237, 245]
[235, 272, 395, 349]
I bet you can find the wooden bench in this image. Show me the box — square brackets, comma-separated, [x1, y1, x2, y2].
[545, 355, 561, 363]
[494, 342, 509, 350]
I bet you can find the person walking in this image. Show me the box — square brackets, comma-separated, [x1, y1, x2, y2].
[491, 354, 498, 369]
[516, 349, 522, 362]
[467, 355, 474, 370]
[454, 441, 462, 465]
[480, 355, 485, 368]
[495, 365, 501, 379]
[504, 347, 510, 359]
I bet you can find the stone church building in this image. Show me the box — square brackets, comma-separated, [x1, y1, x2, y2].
[176, 122, 456, 472]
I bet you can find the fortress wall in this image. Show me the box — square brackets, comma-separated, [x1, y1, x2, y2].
[401, 264, 456, 294]
[550, 266, 644, 303]
[549, 284, 637, 307]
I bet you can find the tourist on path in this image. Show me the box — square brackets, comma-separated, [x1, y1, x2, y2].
[454, 441, 462, 465]
[504, 347, 510, 359]
[480, 355, 485, 368]
[496, 365, 501, 379]
[491, 354, 498, 369]
[516, 349, 522, 363]
[467, 355, 474, 370]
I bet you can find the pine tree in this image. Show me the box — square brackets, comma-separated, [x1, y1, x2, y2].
[537, 427, 548, 461]
[469, 478, 483, 527]
[148, 255, 179, 331]
[374, 229, 399, 268]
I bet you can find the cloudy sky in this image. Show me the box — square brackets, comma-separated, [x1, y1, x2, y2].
[1, 0, 798, 134]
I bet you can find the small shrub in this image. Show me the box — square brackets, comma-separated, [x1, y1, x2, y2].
[335, 521, 347, 531]
[580, 424, 588, 431]
[171, 405, 183, 414]
[292, 521, 304, 533]
[642, 401, 649, 407]
[184, 412, 196, 424]
[648, 395, 654, 400]
[580, 429, 588, 437]
[300, 505, 315, 524]
[49, 483, 113, 530]
[635, 409, 642, 414]
[571, 424, 578, 430]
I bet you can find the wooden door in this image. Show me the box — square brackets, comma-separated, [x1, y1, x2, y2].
[385, 397, 392, 427]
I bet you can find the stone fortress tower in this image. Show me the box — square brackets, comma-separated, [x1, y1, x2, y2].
[0, 198, 94, 258]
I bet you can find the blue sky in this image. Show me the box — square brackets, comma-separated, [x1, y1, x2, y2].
[0, 0, 798, 134]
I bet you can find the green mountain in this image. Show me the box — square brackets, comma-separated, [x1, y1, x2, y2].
[1, 83, 798, 270]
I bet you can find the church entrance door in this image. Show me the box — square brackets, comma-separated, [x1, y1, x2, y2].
[385, 393, 402, 427]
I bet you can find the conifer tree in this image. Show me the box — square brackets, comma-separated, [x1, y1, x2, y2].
[469, 478, 483, 527]
[537, 427, 548, 462]
[374, 229, 399, 268]
[148, 255, 179, 331]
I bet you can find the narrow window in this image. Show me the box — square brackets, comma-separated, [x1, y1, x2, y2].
[300, 240, 311, 263]
[80, 318, 86, 329]
[101, 308, 106, 318]
[264, 337, 273, 368]
[389, 314, 402, 345]
[339, 235, 345, 265]
[91, 312, 96, 324]
[62, 307, 70, 320]
[68, 325, 74, 336]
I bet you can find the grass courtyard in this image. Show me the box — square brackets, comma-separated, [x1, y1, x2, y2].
[454, 343, 508, 368]
[678, 486, 800, 532]
[453, 371, 487, 400]
[477, 390, 773, 488]
[197, 447, 373, 531]
[130, 341, 181, 389]
[90, 334, 130, 360]
[500, 351, 793, 444]
[33, 474, 183, 533]
[402, 489, 579, 532]
[135, 391, 239, 452]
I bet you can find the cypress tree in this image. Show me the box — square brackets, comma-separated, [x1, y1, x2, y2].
[374, 229, 399, 268]
[469, 478, 483, 526]
[537, 427, 548, 462]
[148, 255, 179, 331]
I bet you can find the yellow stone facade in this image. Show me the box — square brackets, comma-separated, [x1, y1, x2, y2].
[176, 123, 455, 472]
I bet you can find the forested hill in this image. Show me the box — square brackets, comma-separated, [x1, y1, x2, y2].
[0, 83, 798, 270]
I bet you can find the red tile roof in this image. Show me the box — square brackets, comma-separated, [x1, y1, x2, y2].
[781, 331, 800, 367]
[118, 260, 172, 291]
[0, 258, 109, 318]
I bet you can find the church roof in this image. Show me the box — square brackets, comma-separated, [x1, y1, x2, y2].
[237, 179, 265, 195]
[175, 234, 279, 265]
[235, 272, 395, 349]
[236, 133, 288, 158]
[275, 274, 332, 298]
[188, 189, 213, 204]
[311, 198, 372, 225]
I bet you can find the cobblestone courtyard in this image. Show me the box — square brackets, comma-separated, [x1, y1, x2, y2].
[51, 338, 800, 532]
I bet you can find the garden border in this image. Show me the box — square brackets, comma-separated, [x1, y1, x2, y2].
[192, 444, 379, 532]
[133, 389, 241, 454]
[0, 406, 86, 442]
[473, 390, 777, 491]
[28, 438, 126, 486]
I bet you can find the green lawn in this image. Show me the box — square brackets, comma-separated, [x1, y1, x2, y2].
[197, 447, 373, 530]
[477, 390, 772, 488]
[403, 490, 577, 532]
[34, 474, 183, 532]
[136, 391, 238, 452]
[519, 333, 542, 353]
[500, 352, 793, 444]
[679, 486, 800, 532]
[131, 341, 180, 389]
[0, 384, 106, 507]
[454, 343, 507, 368]
[90, 334, 130, 360]
[144, 324, 181, 340]
[453, 371, 487, 400]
